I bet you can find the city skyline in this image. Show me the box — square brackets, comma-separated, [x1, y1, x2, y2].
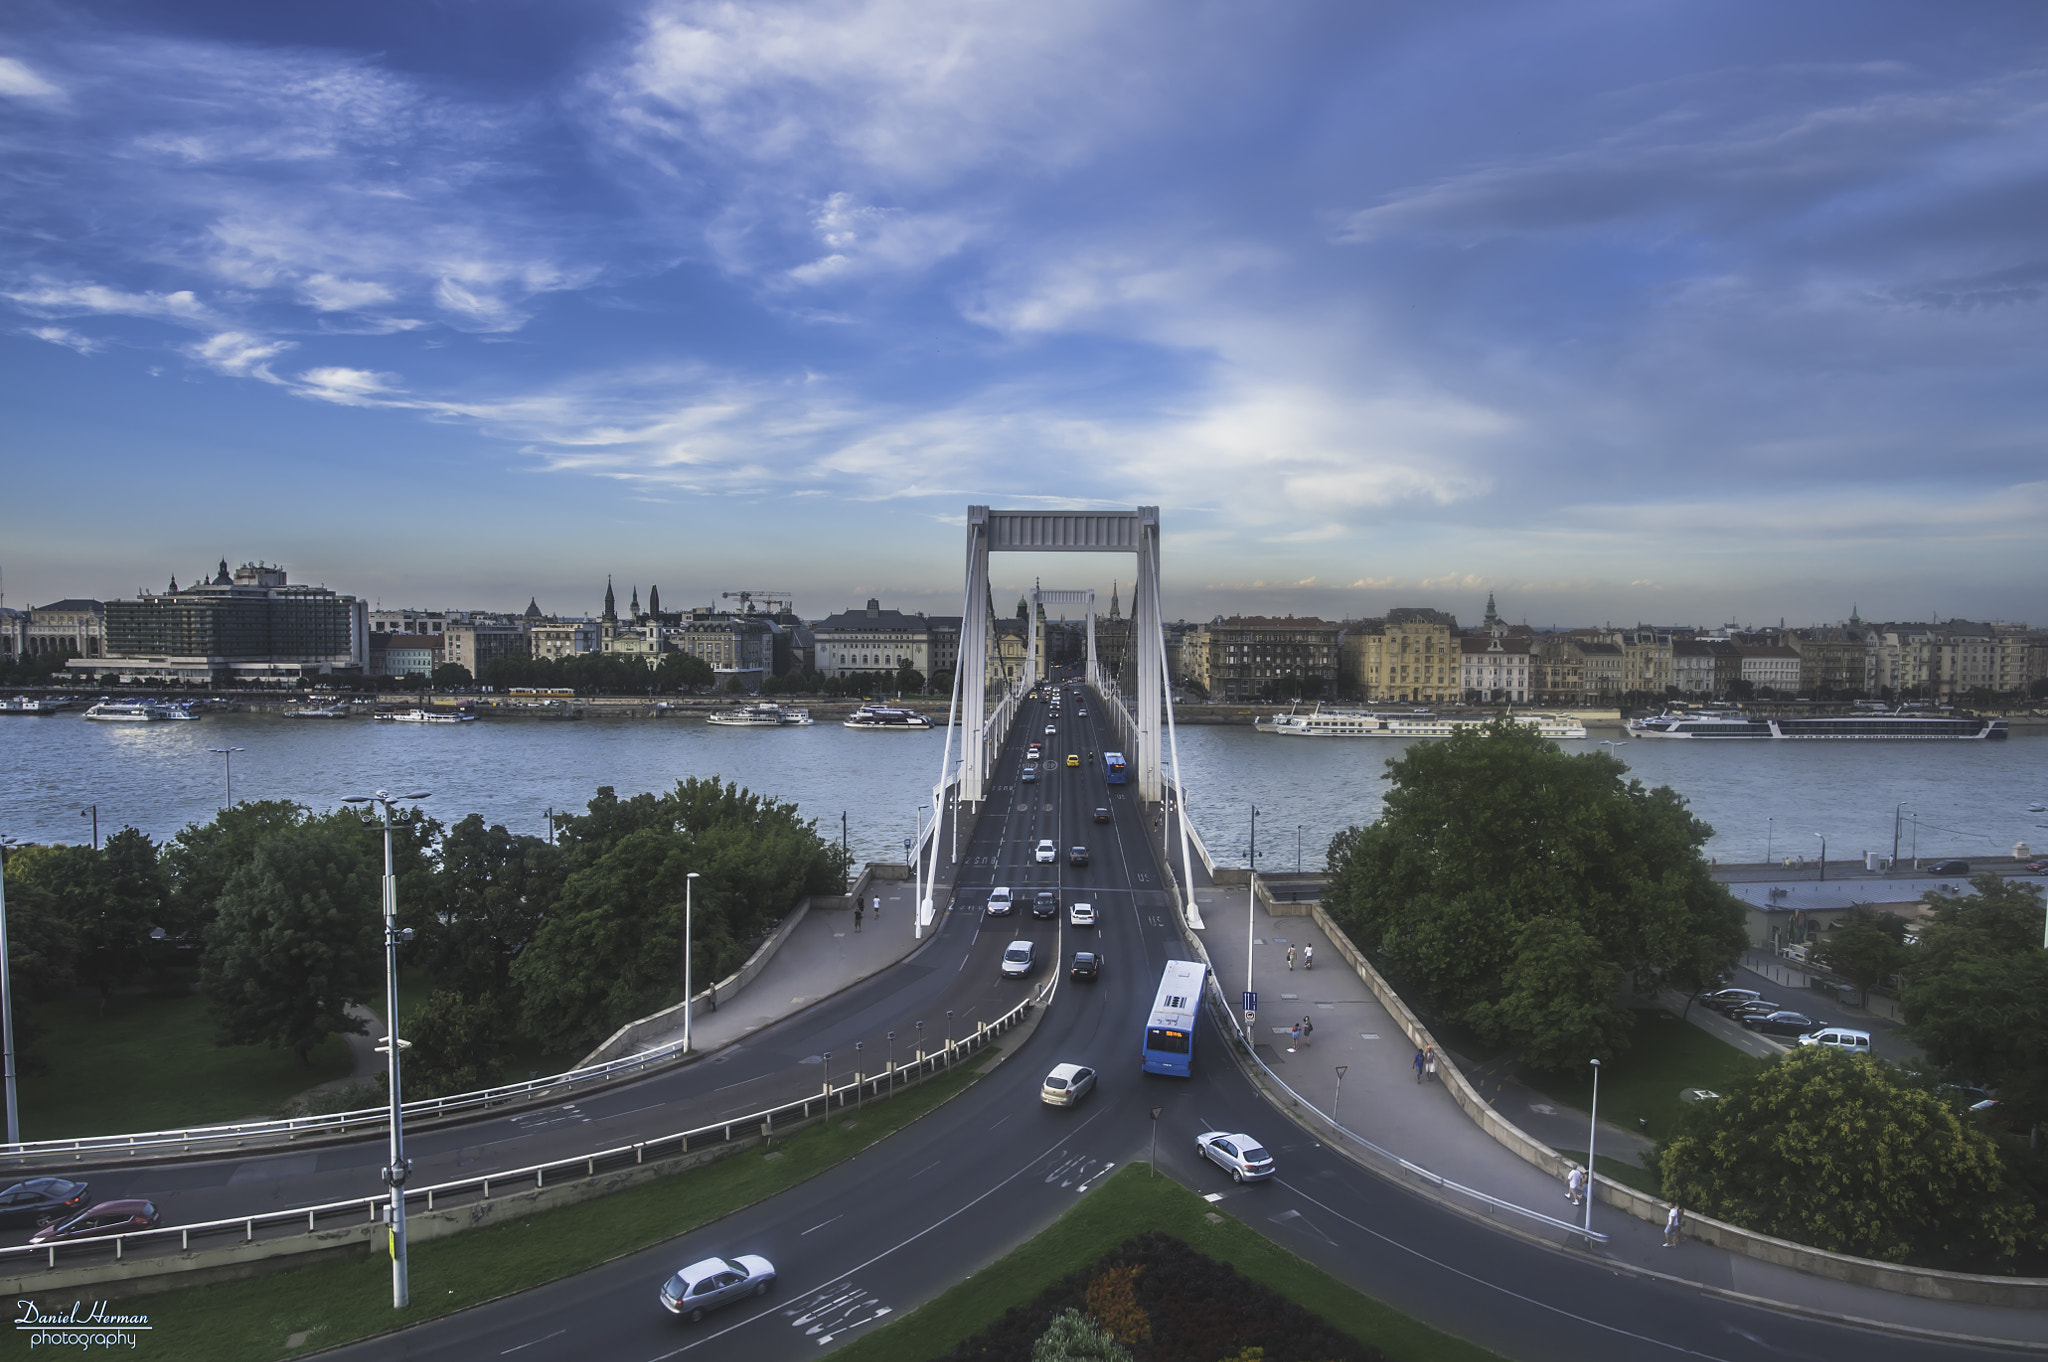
[4, 1, 2045, 624]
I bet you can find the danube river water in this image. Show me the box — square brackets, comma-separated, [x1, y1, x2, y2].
[1, 710, 2043, 871]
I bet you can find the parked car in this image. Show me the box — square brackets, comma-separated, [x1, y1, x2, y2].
[1093, 807, 1111, 824]
[986, 886, 1014, 916]
[28, 1200, 160, 1245]
[1726, 1000, 1782, 1020]
[1741, 1010, 1816, 1037]
[1035, 839, 1057, 863]
[1929, 859, 1971, 875]
[1701, 988, 1760, 1013]
[1068, 902, 1096, 928]
[1001, 941, 1036, 978]
[1068, 845, 1089, 866]
[1070, 950, 1102, 981]
[1196, 1131, 1275, 1183]
[2027, 859, 2048, 874]
[1041, 1062, 1097, 1107]
[1799, 1027, 1871, 1053]
[0, 1178, 91, 1230]
[658, 1254, 776, 1321]
[1033, 890, 1058, 918]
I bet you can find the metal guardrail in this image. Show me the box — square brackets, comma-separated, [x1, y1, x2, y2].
[1, 994, 1036, 1276]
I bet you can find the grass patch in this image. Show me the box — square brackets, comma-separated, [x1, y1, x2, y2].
[19, 1052, 997, 1362]
[1555, 1148, 1662, 1199]
[17, 995, 352, 1139]
[832, 1163, 1499, 1362]
[1521, 1009, 1762, 1142]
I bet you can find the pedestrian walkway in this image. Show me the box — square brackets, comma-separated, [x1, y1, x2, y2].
[1192, 885, 2048, 1347]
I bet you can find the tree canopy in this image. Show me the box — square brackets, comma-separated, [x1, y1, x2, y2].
[1901, 874, 2048, 1127]
[1660, 1045, 2034, 1268]
[1322, 721, 1745, 1067]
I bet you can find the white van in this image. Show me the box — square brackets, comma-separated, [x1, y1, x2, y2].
[1798, 1027, 1871, 1054]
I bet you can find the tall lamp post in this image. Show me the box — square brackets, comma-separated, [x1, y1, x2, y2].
[0, 836, 19, 1144]
[1246, 805, 1259, 1040]
[79, 805, 97, 850]
[683, 871, 701, 1054]
[209, 746, 245, 809]
[1813, 832, 1826, 883]
[340, 788, 431, 1310]
[1583, 1057, 1602, 1242]
[1891, 804, 1911, 869]
[1765, 816, 1774, 865]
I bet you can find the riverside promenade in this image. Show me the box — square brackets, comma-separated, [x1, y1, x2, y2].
[1190, 881, 2048, 1346]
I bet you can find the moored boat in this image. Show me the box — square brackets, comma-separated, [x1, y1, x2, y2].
[0, 697, 63, 715]
[842, 704, 934, 731]
[1626, 709, 2007, 740]
[83, 700, 168, 722]
[707, 702, 813, 727]
[1254, 703, 1586, 740]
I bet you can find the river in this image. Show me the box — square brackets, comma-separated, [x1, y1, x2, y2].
[0, 710, 2041, 871]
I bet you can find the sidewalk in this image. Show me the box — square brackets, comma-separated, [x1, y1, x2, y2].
[1193, 885, 2048, 1347]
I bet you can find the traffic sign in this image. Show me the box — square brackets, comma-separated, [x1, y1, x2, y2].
[1242, 990, 1258, 1012]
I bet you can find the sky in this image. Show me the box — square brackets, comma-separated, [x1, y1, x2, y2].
[3, 0, 2044, 630]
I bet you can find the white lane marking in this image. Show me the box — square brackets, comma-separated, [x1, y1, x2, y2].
[801, 1213, 843, 1236]
[1275, 1180, 1734, 1359]
[709, 1072, 777, 1094]
[909, 1159, 942, 1179]
[501, 1328, 566, 1354]
[644, 1107, 1116, 1359]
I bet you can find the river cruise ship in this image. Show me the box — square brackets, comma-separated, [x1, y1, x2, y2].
[843, 705, 935, 730]
[0, 697, 63, 715]
[706, 702, 813, 727]
[382, 708, 477, 724]
[1254, 704, 1587, 740]
[83, 700, 173, 722]
[1626, 709, 2007, 740]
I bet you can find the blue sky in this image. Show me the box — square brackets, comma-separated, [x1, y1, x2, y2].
[3, 0, 2044, 628]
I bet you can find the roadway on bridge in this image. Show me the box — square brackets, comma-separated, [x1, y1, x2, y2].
[297, 682, 2010, 1362]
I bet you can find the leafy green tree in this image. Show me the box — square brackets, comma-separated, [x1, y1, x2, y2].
[1901, 875, 2048, 1126]
[1815, 919, 1910, 1007]
[403, 989, 506, 1098]
[1660, 1046, 2034, 1267]
[895, 659, 925, 693]
[655, 652, 714, 692]
[161, 799, 309, 935]
[426, 815, 560, 1000]
[431, 662, 473, 688]
[928, 668, 954, 697]
[1322, 721, 1746, 1067]
[5, 832, 164, 1003]
[201, 825, 381, 1066]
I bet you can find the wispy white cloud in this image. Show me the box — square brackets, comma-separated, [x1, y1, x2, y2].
[185, 330, 293, 380]
[8, 282, 218, 325]
[22, 325, 102, 353]
[0, 55, 62, 101]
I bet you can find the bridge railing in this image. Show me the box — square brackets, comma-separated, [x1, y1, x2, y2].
[0, 994, 1036, 1277]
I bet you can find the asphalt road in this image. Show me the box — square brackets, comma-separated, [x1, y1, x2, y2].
[308, 683, 2015, 1362]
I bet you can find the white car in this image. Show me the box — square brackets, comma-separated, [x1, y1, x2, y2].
[986, 886, 1014, 915]
[659, 1254, 776, 1320]
[1041, 1062, 1097, 1107]
[1046, 724, 1057, 734]
[1035, 839, 1057, 863]
[1068, 902, 1096, 928]
[1001, 940, 1036, 977]
[1196, 1131, 1275, 1183]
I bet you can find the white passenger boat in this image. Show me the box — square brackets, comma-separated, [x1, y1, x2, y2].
[706, 702, 813, 727]
[385, 708, 478, 724]
[0, 697, 63, 715]
[83, 700, 168, 722]
[1626, 709, 2007, 740]
[1254, 704, 1587, 740]
[842, 705, 934, 731]
[284, 701, 355, 718]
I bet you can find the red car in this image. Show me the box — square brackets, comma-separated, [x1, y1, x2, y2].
[2028, 859, 2048, 874]
[29, 1200, 160, 1245]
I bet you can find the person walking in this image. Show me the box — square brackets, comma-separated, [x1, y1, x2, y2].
[1424, 1046, 1437, 1082]
[1664, 1202, 1685, 1247]
[873, 894, 882, 921]
[1299, 1016, 1313, 1048]
[853, 903, 864, 933]
[1303, 944, 1314, 970]
[1287, 944, 1297, 971]
[1566, 1164, 1586, 1207]
[1289, 1021, 1302, 1049]
[1413, 1049, 1426, 1083]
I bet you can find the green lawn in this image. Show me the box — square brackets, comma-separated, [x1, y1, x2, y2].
[1521, 1008, 1761, 1143]
[17, 994, 353, 1139]
[833, 1163, 1500, 1362]
[17, 1051, 999, 1362]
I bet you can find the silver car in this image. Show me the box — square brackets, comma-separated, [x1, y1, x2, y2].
[659, 1253, 776, 1320]
[986, 886, 1014, 916]
[1042, 1062, 1097, 1106]
[1196, 1131, 1275, 1183]
[1001, 940, 1036, 977]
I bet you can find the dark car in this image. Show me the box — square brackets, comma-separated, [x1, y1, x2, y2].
[1742, 1010, 1816, 1037]
[1093, 807, 1111, 824]
[0, 1178, 91, 1230]
[1032, 890, 1058, 918]
[1700, 988, 1760, 1014]
[1068, 846, 1089, 867]
[1726, 1000, 1782, 1020]
[1928, 859, 1971, 875]
[29, 1200, 160, 1245]
[1070, 951, 1101, 981]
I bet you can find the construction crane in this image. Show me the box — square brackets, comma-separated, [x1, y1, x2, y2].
[722, 590, 794, 615]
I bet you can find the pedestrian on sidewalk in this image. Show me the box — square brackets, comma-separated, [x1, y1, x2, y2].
[1304, 944, 1314, 970]
[1424, 1045, 1437, 1081]
[854, 903, 864, 933]
[1299, 1016, 1313, 1047]
[1566, 1164, 1586, 1207]
[1289, 1021, 1302, 1048]
[1287, 944, 1296, 971]
[873, 894, 881, 921]
[1413, 1049, 1426, 1083]
[1664, 1202, 1685, 1247]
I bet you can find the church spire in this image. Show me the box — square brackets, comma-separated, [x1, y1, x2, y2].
[630, 585, 641, 617]
[603, 576, 617, 622]
[648, 584, 660, 616]
[1109, 580, 1120, 620]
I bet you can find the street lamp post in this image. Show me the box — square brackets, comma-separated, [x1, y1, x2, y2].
[855, 1040, 864, 1109]
[683, 872, 700, 1054]
[340, 787, 431, 1311]
[1813, 832, 1826, 883]
[915, 1019, 925, 1062]
[822, 1051, 832, 1102]
[1892, 803, 1911, 869]
[79, 805, 97, 850]
[0, 836, 20, 1144]
[208, 746, 245, 809]
[946, 1009, 955, 1049]
[1246, 805, 1258, 1040]
[887, 1030, 896, 1091]
[1765, 816, 1774, 865]
[1583, 1058, 1602, 1242]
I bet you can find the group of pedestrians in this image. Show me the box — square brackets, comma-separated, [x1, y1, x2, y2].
[1285, 943, 1314, 970]
[1410, 1045, 1437, 1083]
[1288, 1016, 1315, 1047]
[1564, 1161, 1687, 1247]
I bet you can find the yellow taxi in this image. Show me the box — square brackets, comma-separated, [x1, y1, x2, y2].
[1066, 753, 1080, 767]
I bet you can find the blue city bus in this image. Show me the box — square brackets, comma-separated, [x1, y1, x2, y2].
[1103, 751, 1127, 784]
[1142, 960, 1207, 1076]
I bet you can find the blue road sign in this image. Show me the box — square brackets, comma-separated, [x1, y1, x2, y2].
[1243, 990, 1258, 1012]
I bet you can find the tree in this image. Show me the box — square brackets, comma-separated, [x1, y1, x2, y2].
[895, 659, 926, 693]
[201, 825, 381, 1066]
[161, 799, 309, 936]
[403, 989, 507, 1098]
[426, 815, 560, 1000]
[4, 832, 164, 1004]
[1901, 875, 2048, 1126]
[654, 651, 714, 692]
[1815, 919, 1909, 1007]
[1321, 721, 1745, 1067]
[431, 662, 473, 688]
[928, 668, 954, 697]
[1659, 1046, 2033, 1268]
